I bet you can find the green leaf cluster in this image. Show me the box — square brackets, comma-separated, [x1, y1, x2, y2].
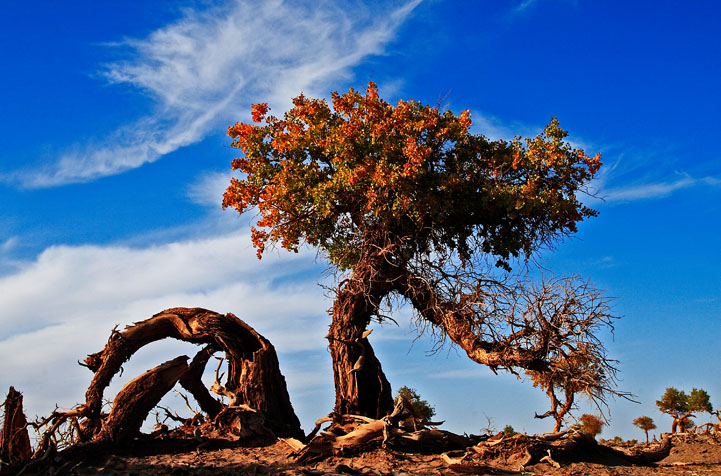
[396, 385, 435, 429]
[656, 387, 712, 415]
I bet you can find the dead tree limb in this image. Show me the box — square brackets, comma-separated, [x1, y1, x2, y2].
[178, 345, 223, 418]
[100, 356, 190, 443]
[462, 431, 672, 470]
[295, 396, 472, 463]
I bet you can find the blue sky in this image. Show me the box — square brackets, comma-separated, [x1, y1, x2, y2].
[1, 0, 719, 440]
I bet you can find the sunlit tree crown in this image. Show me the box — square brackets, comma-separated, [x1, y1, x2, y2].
[224, 82, 601, 270]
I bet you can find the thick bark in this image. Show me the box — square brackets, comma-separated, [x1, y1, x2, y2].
[328, 266, 394, 418]
[0, 387, 32, 465]
[82, 307, 302, 439]
[100, 356, 190, 443]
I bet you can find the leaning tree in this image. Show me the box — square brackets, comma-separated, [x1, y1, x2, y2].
[656, 387, 712, 433]
[224, 82, 610, 418]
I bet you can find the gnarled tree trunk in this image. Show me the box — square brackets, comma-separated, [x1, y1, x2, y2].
[328, 261, 395, 418]
[394, 271, 549, 372]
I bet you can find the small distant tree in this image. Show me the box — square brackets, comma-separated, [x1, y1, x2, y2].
[396, 386, 435, 430]
[576, 414, 604, 437]
[503, 424, 516, 436]
[656, 387, 712, 433]
[525, 278, 629, 432]
[481, 415, 497, 436]
[632, 416, 656, 443]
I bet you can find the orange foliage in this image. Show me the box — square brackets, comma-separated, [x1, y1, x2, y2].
[224, 82, 601, 270]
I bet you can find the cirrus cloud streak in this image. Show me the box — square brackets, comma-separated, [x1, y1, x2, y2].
[9, 0, 421, 188]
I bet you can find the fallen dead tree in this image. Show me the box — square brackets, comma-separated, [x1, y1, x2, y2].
[295, 396, 476, 464]
[441, 430, 673, 471]
[28, 307, 302, 460]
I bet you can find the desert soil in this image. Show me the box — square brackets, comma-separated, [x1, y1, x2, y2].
[49, 433, 721, 476]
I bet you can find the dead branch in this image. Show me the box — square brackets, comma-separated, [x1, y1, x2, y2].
[394, 270, 632, 427]
[296, 396, 472, 463]
[210, 357, 240, 406]
[458, 431, 672, 470]
[178, 345, 223, 418]
[100, 355, 190, 443]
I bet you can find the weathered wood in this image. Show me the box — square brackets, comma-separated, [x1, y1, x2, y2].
[100, 356, 190, 443]
[465, 431, 673, 469]
[82, 307, 302, 439]
[296, 397, 473, 463]
[178, 345, 223, 418]
[206, 405, 275, 442]
[611, 435, 672, 464]
[0, 387, 32, 465]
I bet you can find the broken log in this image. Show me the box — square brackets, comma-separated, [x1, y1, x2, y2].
[610, 435, 672, 465]
[295, 396, 473, 463]
[0, 386, 32, 466]
[460, 431, 673, 470]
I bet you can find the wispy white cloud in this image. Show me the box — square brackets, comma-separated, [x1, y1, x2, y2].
[1, 237, 18, 253]
[10, 0, 421, 188]
[599, 174, 721, 203]
[512, 0, 538, 15]
[187, 170, 234, 207]
[470, 112, 538, 142]
[509, 0, 579, 16]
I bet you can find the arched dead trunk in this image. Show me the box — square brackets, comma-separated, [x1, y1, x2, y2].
[78, 307, 302, 441]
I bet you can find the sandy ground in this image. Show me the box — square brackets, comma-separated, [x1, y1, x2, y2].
[44, 433, 721, 476]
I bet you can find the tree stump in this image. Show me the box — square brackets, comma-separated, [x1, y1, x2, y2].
[0, 387, 32, 466]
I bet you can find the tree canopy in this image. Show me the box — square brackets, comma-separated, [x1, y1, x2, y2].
[223, 82, 601, 271]
[577, 414, 604, 437]
[632, 416, 656, 443]
[656, 387, 712, 433]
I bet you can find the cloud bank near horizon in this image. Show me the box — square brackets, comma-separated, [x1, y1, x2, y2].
[0, 229, 334, 422]
[9, 0, 421, 189]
